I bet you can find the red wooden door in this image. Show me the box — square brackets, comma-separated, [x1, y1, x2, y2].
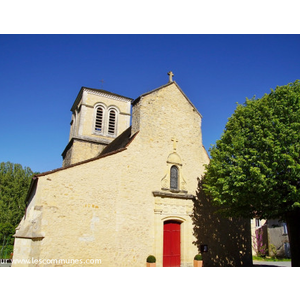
[163, 221, 181, 267]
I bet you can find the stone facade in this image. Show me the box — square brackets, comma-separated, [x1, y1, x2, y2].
[12, 77, 252, 267]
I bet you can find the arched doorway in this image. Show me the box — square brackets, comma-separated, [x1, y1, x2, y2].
[163, 220, 181, 267]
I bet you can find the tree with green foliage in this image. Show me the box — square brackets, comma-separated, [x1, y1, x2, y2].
[204, 80, 300, 266]
[0, 162, 35, 258]
[0, 223, 15, 258]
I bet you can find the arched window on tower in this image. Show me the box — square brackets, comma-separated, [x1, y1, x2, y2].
[95, 106, 104, 133]
[170, 165, 179, 190]
[108, 109, 117, 136]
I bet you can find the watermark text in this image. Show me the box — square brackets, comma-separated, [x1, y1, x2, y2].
[1, 258, 102, 265]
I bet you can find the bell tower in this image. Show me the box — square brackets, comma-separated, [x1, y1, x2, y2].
[62, 87, 132, 167]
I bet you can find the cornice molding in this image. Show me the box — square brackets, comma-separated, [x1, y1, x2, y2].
[152, 191, 195, 200]
[84, 88, 132, 103]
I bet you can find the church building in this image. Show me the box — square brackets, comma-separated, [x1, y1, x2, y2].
[12, 73, 251, 267]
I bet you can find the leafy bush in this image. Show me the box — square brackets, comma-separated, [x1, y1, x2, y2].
[194, 254, 202, 261]
[146, 255, 156, 263]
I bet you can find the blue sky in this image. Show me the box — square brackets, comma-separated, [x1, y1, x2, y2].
[1, 34, 300, 173]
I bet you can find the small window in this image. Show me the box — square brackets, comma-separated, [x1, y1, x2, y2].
[108, 109, 117, 135]
[255, 219, 261, 228]
[95, 106, 104, 132]
[170, 165, 179, 190]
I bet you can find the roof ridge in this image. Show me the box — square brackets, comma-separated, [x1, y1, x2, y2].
[100, 126, 135, 156]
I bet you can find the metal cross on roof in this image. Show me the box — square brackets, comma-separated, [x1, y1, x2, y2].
[100, 79, 105, 88]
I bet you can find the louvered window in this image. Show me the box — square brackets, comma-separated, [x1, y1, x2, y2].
[95, 107, 104, 132]
[108, 109, 116, 135]
[170, 165, 179, 190]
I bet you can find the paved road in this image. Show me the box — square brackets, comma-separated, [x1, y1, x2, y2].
[253, 260, 291, 267]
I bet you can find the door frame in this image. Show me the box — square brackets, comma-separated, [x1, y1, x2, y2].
[161, 216, 186, 267]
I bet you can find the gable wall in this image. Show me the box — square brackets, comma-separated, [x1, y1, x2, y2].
[133, 83, 208, 194]
[129, 84, 210, 265]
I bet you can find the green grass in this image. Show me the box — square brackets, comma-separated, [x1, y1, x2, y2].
[253, 256, 291, 262]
